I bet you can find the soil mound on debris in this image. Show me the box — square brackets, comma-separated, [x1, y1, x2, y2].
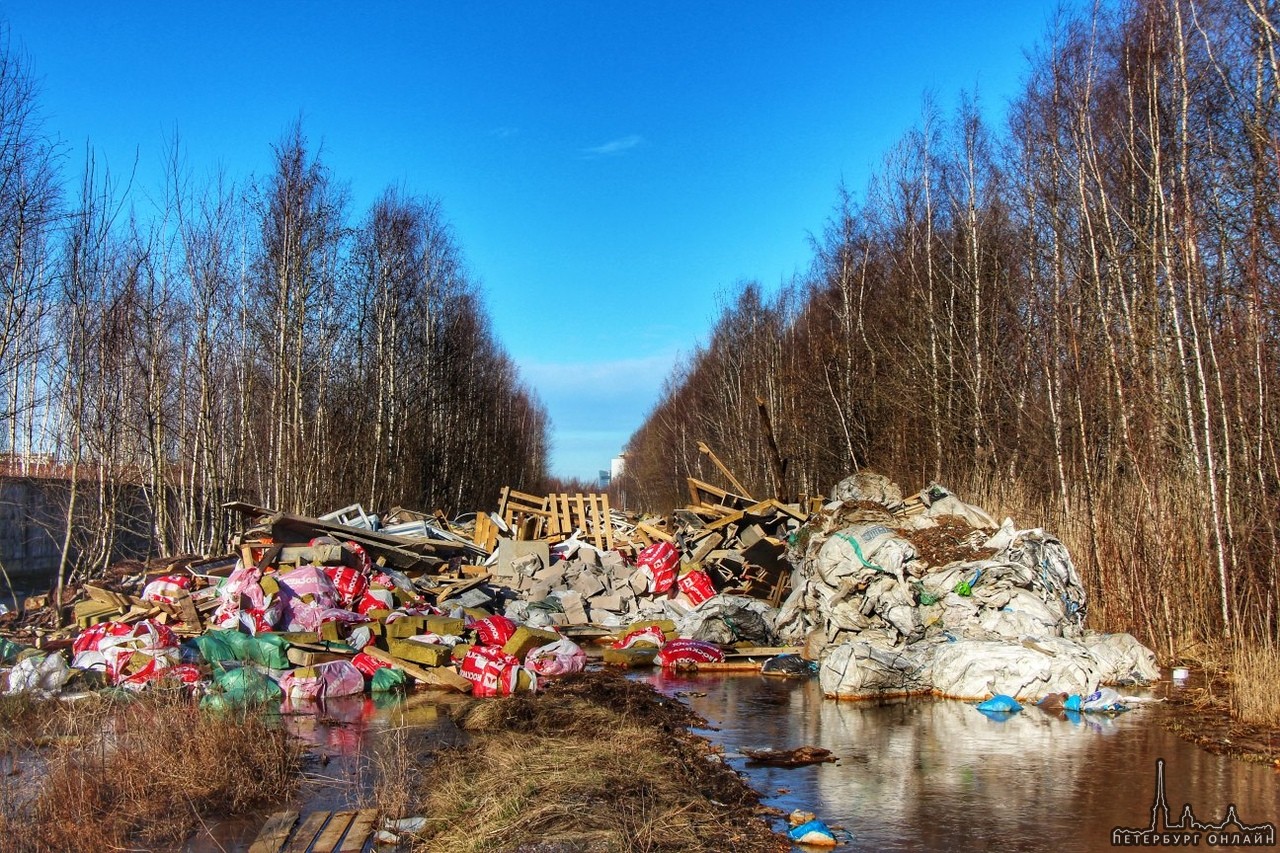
[393, 670, 788, 853]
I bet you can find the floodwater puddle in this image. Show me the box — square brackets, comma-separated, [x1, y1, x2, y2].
[190, 672, 1279, 851]
[636, 672, 1280, 851]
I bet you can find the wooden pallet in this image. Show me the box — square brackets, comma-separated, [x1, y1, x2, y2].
[248, 808, 379, 853]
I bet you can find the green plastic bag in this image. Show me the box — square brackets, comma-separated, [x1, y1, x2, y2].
[371, 666, 407, 693]
[191, 629, 291, 670]
[200, 665, 282, 711]
[0, 636, 27, 664]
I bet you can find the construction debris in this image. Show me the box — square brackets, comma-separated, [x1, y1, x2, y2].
[0, 462, 1159, 717]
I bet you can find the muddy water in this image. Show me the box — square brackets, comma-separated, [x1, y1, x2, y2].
[195, 672, 1278, 851]
[634, 672, 1280, 851]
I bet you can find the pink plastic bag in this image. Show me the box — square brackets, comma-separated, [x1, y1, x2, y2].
[278, 659, 365, 700]
[638, 542, 680, 594]
[526, 637, 586, 676]
[277, 566, 340, 631]
[212, 564, 282, 634]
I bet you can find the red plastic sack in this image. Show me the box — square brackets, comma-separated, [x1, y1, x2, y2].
[141, 574, 191, 606]
[638, 542, 680, 594]
[473, 615, 518, 648]
[460, 646, 524, 697]
[613, 625, 666, 650]
[357, 586, 395, 615]
[352, 651, 391, 678]
[323, 565, 369, 609]
[655, 639, 724, 670]
[677, 570, 716, 606]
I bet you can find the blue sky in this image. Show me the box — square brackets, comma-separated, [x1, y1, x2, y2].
[4, 2, 1065, 480]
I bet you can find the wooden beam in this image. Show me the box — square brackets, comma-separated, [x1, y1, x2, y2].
[696, 440, 753, 499]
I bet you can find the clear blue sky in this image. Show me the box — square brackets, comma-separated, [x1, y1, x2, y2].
[4, 2, 1065, 480]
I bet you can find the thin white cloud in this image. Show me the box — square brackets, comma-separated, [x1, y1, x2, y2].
[582, 134, 644, 157]
[491, 126, 519, 139]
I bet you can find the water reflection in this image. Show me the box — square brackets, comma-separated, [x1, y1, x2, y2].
[637, 672, 1279, 852]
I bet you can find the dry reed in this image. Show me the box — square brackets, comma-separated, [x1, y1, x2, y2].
[1229, 644, 1280, 728]
[0, 686, 303, 853]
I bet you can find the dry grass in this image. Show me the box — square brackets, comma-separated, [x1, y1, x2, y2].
[0, 686, 304, 852]
[1229, 644, 1280, 728]
[375, 671, 787, 853]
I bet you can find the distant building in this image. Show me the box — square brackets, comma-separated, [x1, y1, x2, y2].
[610, 454, 626, 480]
[597, 469, 611, 490]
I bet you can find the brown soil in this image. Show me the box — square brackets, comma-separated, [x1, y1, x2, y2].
[897, 516, 996, 568]
[385, 669, 789, 853]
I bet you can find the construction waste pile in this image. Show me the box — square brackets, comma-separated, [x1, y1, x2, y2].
[0, 469, 1159, 709]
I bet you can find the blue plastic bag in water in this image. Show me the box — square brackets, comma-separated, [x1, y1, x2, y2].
[789, 819, 838, 845]
[976, 694, 1022, 713]
[1063, 694, 1083, 712]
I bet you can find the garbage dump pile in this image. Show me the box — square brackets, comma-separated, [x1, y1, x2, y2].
[0, 471, 1159, 710]
[778, 473, 1160, 701]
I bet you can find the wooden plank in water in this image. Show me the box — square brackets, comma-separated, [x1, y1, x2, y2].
[337, 809, 380, 853]
[247, 810, 299, 853]
[311, 810, 357, 851]
[282, 810, 331, 853]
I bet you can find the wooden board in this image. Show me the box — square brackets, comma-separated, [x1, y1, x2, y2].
[282, 810, 331, 853]
[311, 810, 357, 851]
[338, 809, 381, 853]
[248, 810, 299, 853]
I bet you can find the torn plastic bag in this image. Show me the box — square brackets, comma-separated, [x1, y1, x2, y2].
[637, 541, 680, 594]
[141, 574, 191, 606]
[819, 639, 933, 699]
[278, 659, 365, 700]
[613, 625, 666, 649]
[72, 619, 181, 687]
[323, 565, 369, 610]
[212, 564, 282, 634]
[277, 565, 340, 631]
[687, 597, 777, 647]
[676, 568, 716, 606]
[1081, 632, 1160, 685]
[525, 637, 587, 676]
[460, 646, 533, 697]
[6, 652, 71, 696]
[200, 665, 282, 710]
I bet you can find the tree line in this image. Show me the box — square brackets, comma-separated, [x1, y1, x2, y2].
[0, 38, 549, 590]
[621, 0, 1279, 650]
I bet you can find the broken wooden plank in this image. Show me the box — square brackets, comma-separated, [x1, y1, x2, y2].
[248, 810, 299, 853]
[282, 810, 331, 853]
[311, 810, 357, 851]
[337, 809, 380, 853]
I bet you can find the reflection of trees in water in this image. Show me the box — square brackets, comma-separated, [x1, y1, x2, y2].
[674, 675, 1277, 852]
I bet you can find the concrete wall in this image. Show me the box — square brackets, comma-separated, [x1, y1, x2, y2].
[0, 477, 65, 582]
